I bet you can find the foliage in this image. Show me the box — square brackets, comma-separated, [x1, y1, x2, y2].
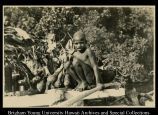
[4, 7, 154, 83]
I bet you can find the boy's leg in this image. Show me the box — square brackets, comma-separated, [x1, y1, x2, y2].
[79, 61, 95, 85]
[72, 58, 91, 91]
[67, 66, 81, 89]
[76, 59, 96, 90]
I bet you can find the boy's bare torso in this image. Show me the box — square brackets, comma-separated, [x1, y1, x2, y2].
[73, 48, 91, 66]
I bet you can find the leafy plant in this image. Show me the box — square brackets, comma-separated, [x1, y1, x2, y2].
[4, 7, 154, 83]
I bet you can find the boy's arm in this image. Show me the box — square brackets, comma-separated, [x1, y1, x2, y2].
[87, 49, 101, 84]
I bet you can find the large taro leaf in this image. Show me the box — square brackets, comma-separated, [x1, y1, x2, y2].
[4, 27, 35, 47]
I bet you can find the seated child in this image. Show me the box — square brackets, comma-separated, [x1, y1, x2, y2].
[67, 30, 115, 91]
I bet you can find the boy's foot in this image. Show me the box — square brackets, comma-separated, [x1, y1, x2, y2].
[74, 82, 90, 91]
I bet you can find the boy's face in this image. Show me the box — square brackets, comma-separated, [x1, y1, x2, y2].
[73, 39, 86, 52]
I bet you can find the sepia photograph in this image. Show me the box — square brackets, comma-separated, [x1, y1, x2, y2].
[3, 6, 155, 108]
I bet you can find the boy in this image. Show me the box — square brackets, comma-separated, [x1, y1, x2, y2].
[68, 30, 103, 91]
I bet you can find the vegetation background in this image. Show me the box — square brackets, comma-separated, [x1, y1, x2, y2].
[4, 7, 154, 88]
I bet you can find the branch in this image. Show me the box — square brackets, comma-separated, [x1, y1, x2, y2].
[50, 82, 121, 107]
[67, 32, 73, 40]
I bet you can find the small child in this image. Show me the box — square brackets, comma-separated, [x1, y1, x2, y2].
[67, 30, 103, 91]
